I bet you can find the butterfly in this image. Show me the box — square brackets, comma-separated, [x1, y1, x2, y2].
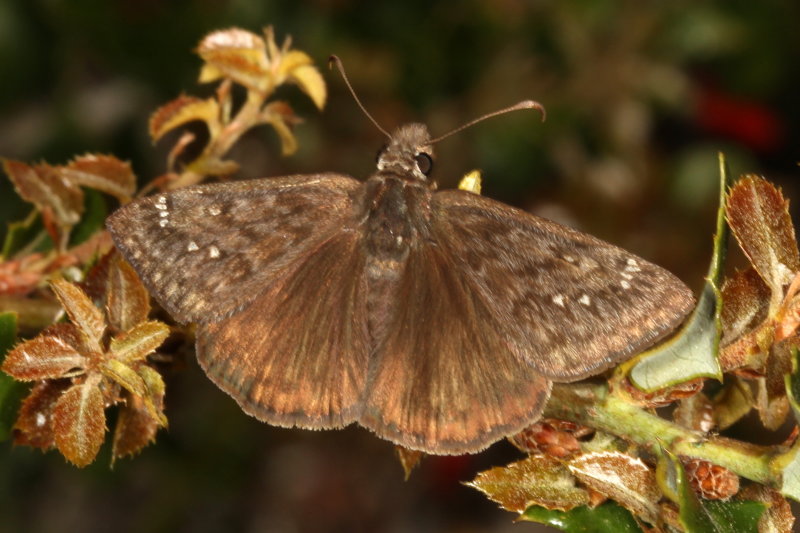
[106, 97, 694, 455]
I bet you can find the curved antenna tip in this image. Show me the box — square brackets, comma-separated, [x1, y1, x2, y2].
[516, 99, 547, 122]
[429, 99, 547, 144]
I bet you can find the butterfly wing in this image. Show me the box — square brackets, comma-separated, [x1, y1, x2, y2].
[428, 189, 695, 382]
[360, 231, 552, 454]
[107, 174, 362, 323]
[195, 224, 370, 429]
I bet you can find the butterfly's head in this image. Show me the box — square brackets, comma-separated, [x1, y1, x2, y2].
[376, 123, 435, 183]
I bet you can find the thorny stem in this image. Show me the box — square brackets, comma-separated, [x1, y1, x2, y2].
[544, 382, 779, 485]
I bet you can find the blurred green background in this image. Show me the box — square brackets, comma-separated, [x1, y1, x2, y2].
[1, 1, 799, 532]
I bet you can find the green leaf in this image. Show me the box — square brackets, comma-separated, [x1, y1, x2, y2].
[520, 502, 642, 533]
[0, 312, 28, 441]
[69, 188, 107, 248]
[629, 152, 729, 390]
[704, 501, 765, 533]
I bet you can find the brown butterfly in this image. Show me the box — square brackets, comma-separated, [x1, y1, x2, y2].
[107, 76, 693, 454]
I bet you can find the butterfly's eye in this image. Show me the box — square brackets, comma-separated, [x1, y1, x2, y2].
[415, 152, 433, 176]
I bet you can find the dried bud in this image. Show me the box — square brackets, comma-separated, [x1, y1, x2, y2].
[509, 419, 592, 458]
[682, 458, 739, 500]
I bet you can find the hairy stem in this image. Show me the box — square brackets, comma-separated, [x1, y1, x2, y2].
[544, 382, 778, 485]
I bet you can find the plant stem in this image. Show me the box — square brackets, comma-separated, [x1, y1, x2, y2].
[544, 383, 778, 485]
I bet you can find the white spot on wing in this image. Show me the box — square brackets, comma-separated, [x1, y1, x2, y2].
[36, 413, 46, 427]
[579, 294, 591, 306]
[209, 245, 220, 258]
[208, 206, 222, 216]
[624, 258, 641, 273]
[159, 219, 168, 228]
[621, 280, 631, 289]
[187, 241, 199, 252]
[552, 294, 565, 307]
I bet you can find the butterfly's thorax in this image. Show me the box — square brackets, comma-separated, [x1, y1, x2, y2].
[360, 173, 433, 347]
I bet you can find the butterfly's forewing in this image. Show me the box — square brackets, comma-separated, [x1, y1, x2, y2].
[429, 189, 695, 381]
[106, 174, 362, 323]
[196, 228, 370, 429]
[361, 236, 552, 455]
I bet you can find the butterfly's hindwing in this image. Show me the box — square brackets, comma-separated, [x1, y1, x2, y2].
[430, 189, 695, 381]
[196, 229, 370, 429]
[361, 227, 552, 454]
[106, 174, 362, 323]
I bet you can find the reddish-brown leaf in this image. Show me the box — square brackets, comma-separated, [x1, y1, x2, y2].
[149, 95, 221, 143]
[0, 254, 46, 296]
[720, 267, 771, 345]
[2, 159, 83, 227]
[52, 376, 106, 467]
[60, 154, 136, 202]
[623, 377, 705, 408]
[726, 176, 799, 309]
[2, 334, 86, 380]
[13, 380, 70, 449]
[50, 279, 106, 348]
[81, 249, 116, 302]
[568, 452, 661, 523]
[111, 393, 159, 464]
[718, 322, 772, 372]
[106, 255, 150, 333]
[466, 455, 588, 513]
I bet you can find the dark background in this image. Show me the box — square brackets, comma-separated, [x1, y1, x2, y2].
[0, 1, 798, 532]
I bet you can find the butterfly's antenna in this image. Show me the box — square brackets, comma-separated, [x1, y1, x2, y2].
[329, 55, 391, 139]
[429, 100, 546, 144]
